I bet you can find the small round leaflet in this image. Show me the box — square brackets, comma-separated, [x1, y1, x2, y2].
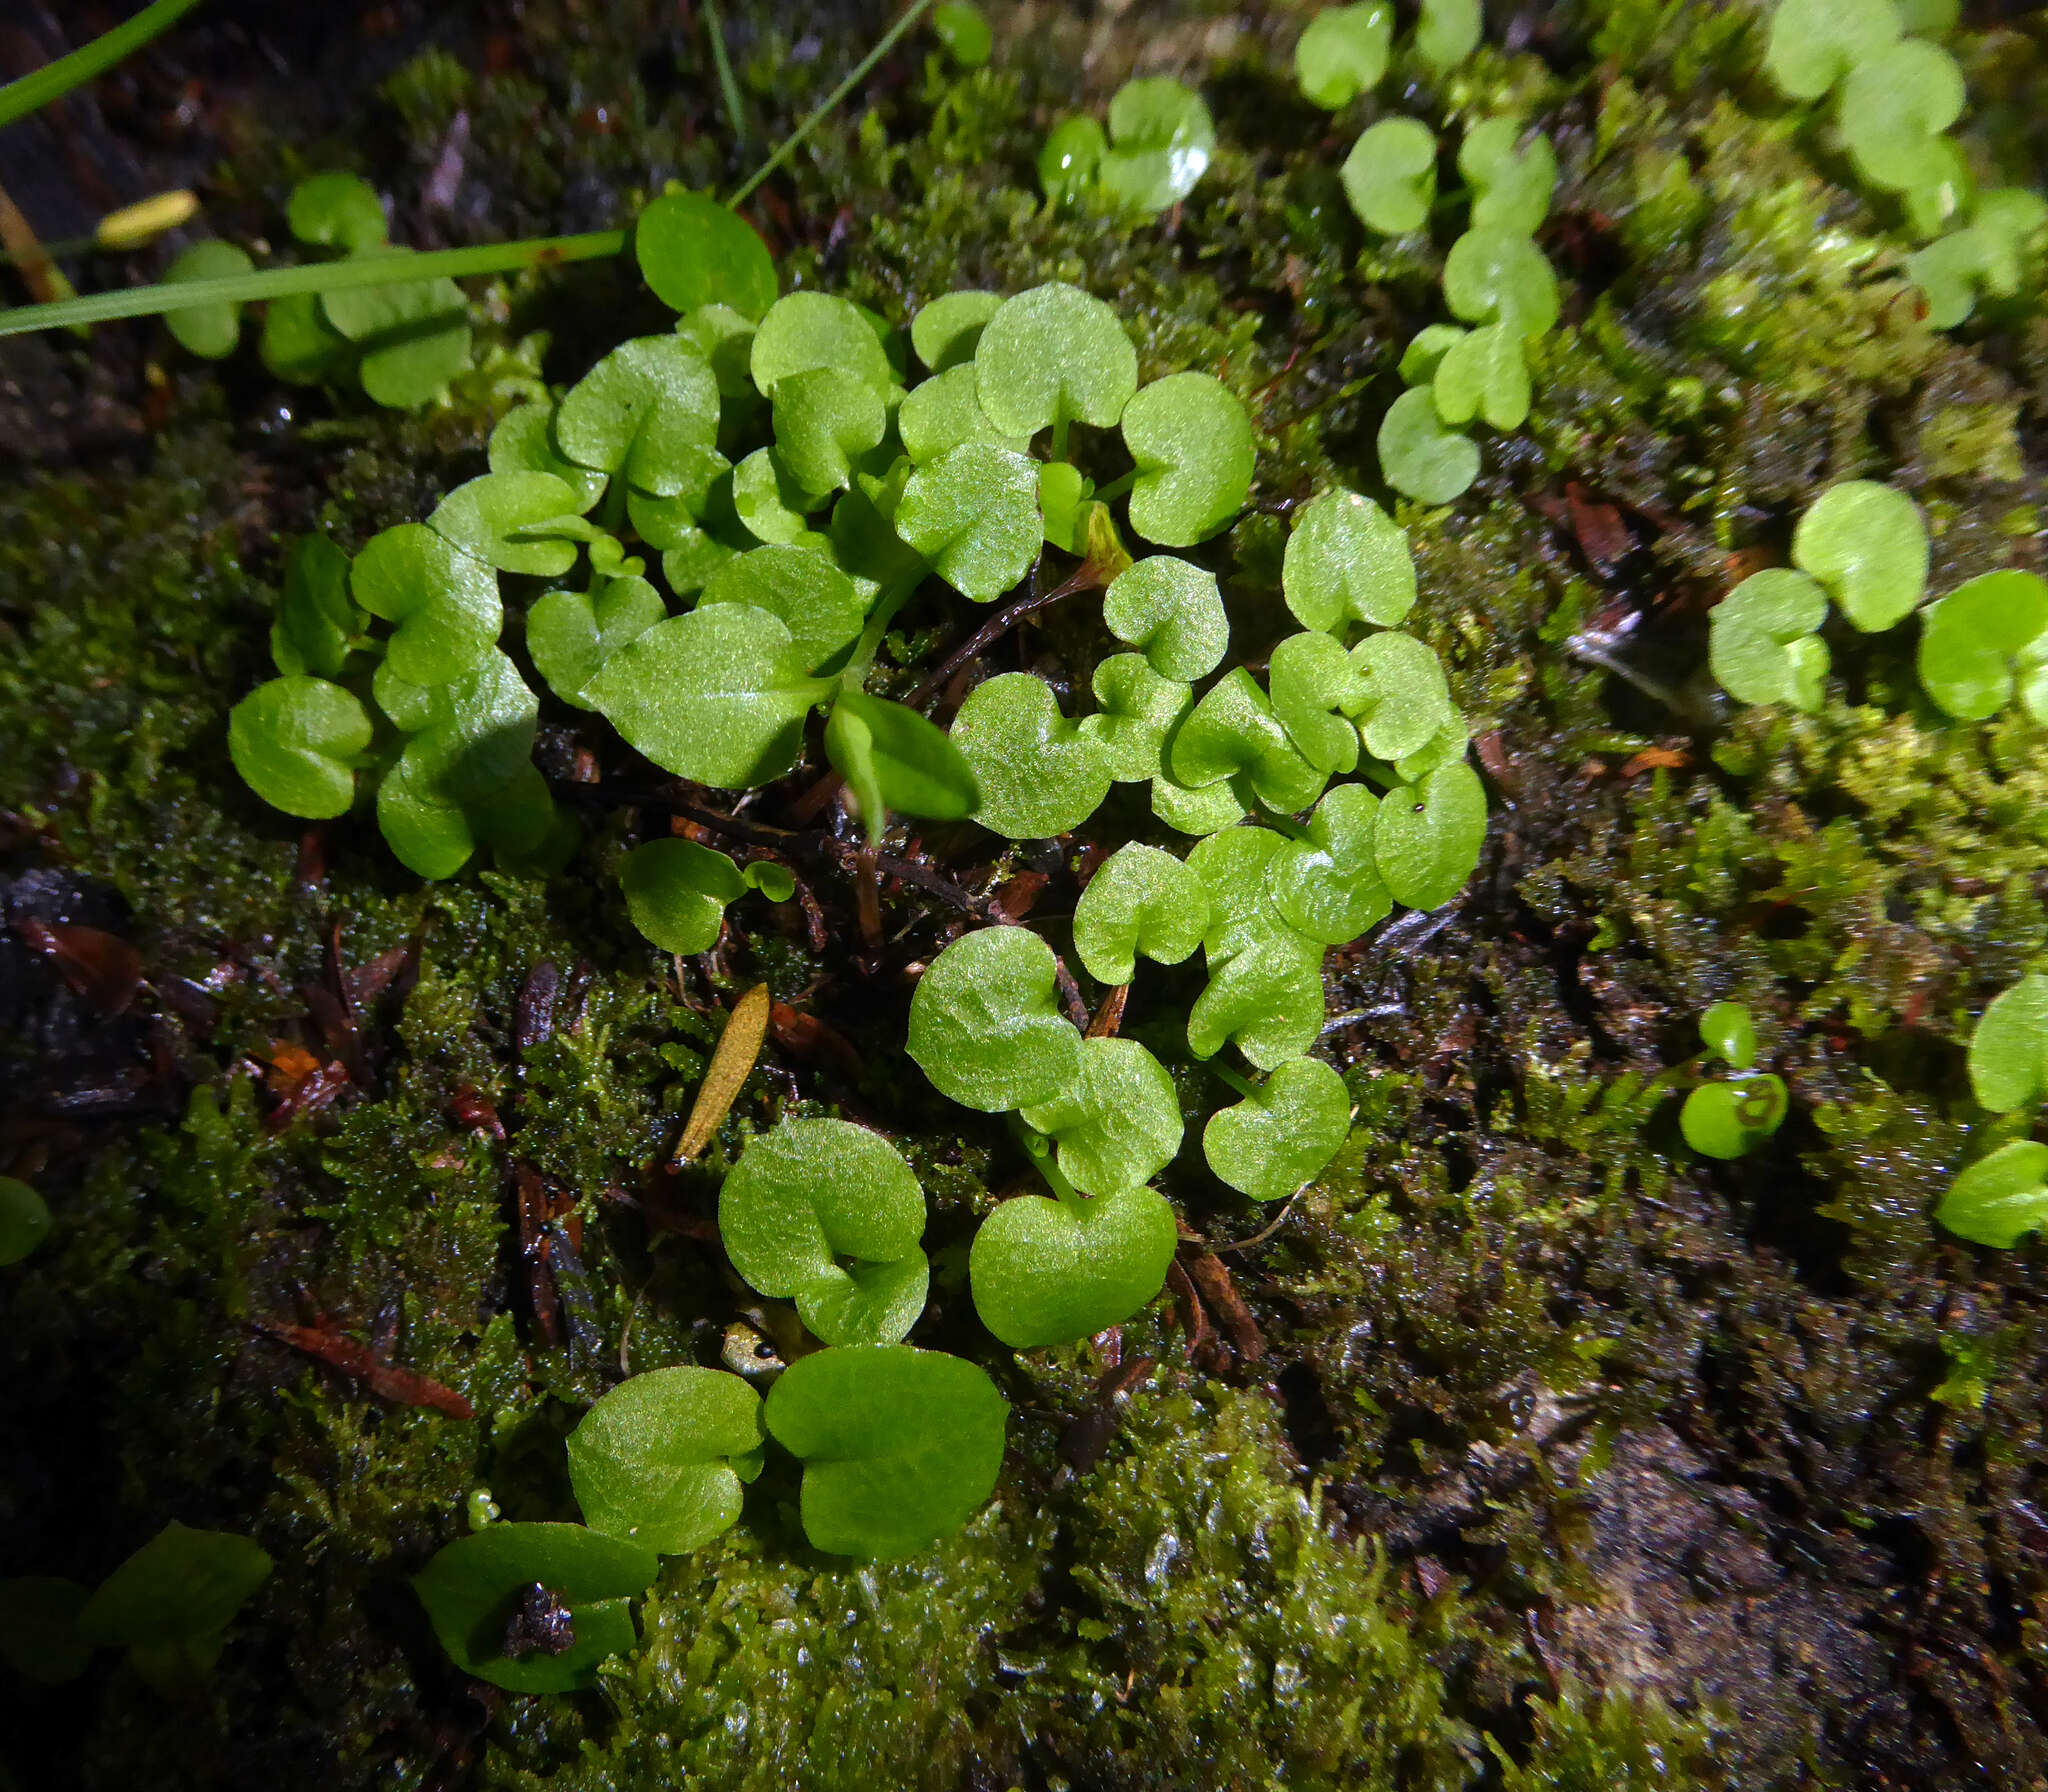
[0, 1177, 51, 1266]
[970, 1184, 1178, 1348]
[228, 677, 373, 819]
[949, 673, 1113, 838]
[1204, 1057, 1351, 1201]
[1295, 4, 1392, 109]
[1018, 1036, 1184, 1198]
[1283, 487, 1416, 632]
[1968, 973, 2048, 1114]
[1935, 1142, 2048, 1250]
[907, 925, 1082, 1112]
[1378, 387, 1480, 506]
[1709, 570, 1829, 711]
[567, 1367, 764, 1555]
[636, 191, 777, 320]
[1374, 760, 1486, 912]
[1071, 842, 1209, 984]
[1104, 557, 1229, 681]
[974, 282, 1138, 438]
[1792, 481, 1928, 632]
[1099, 77, 1215, 215]
[1917, 571, 2048, 722]
[1120, 373, 1254, 547]
[1341, 118, 1436, 236]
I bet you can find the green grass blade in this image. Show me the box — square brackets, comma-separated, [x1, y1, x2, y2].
[703, 0, 749, 148]
[0, 0, 211, 132]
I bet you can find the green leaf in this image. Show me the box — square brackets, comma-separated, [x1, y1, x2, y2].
[1398, 324, 1469, 387]
[949, 672, 1113, 838]
[663, 529, 742, 599]
[1203, 1057, 1351, 1201]
[270, 535, 362, 678]
[1019, 1037, 1184, 1198]
[635, 191, 776, 319]
[1792, 480, 1928, 632]
[1268, 632, 1364, 776]
[567, 1367, 763, 1554]
[1709, 569, 1830, 711]
[413, 1523, 657, 1694]
[1103, 556, 1229, 681]
[974, 282, 1138, 438]
[620, 838, 747, 955]
[1699, 1002, 1759, 1071]
[1377, 386, 1480, 506]
[1441, 228, 1560, 337]
[1266, 783, 1393, 944]
[1679, 1075, 1789, 1160]
[527, 574, 666, 709]
[1079, 653, 1192, 782]
[487, 401, 609, 513]
[1282, 487, 1416, 633]
[388, 649, 539, 805]
[1296, 3, 1393, 109]
[318, 249, 472, 408]
[1099, 77, 1215, 215]
[699, 543, 863, 671]
[1838, 40, 1965, 194]
[259, 290, 352, 385]
[1373, 759, 1486, 910]
[720, 1117, 930, 1346]
[970, 1184, 1178, 1348]
[163, 240, 253, 358]
[907, 925, 1082, 1111]
[555, 336, 721, 496]
[585, 605, 828, 788]
[1039, 460, 1092, 553]
[1415, 0, 1482, 70]
[732, 447, 815, 544]
[286, 171, 387, 251]
[828, 689, 981, 821]
[830, 460, 928, 597]
[1188, 826, 1321, 964]
[896, 444, 1042, 601]
[763, 1346, 1008, 1557]
[429, 471, 584, 578]
[1917, 570, 2048, 722]
[1763, 0, 1900, 100]
[1038, 115, 1106, 203]
[78, 1524, 271, 1649]
[351, 522, 501, 685]
[1188, 944, 1325, 1069]
[0, 1577, 90, 1684]
[1969, 973, 2048, 1114]
[899, 362, 1031, 465]
[1152, 764, 1248, 835]
[1459, 118, 1557, 235]
[1340, 118, 1437, 236]
[1350, 630, 1457, 761]
[1432, 322, 1530, 431]
[375, 755, 478, 879]
[932, 0, 994, 67]
[1121, 372, 1256, 547]
[1170, 668, 1327, 814]
[751, 291, 893, 398]
[1072, 841, 1210, 984]
[772, 367, 889, 499]
[0, 1176, 52, 1267]
[228, 676, 373, 819]
[676, 302, 762, 400]
[1934, 1142, 2048, 1249]
[911, 290, 1003, 375]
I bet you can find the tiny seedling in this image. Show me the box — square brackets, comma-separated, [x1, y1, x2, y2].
[1038, 114, 1107, 204]
[1373, 760, 1487, 911]
[1762, 0, 1900, 102]
[1295, 4, 1394, 110]
[1203, 1055, 1351, 1201]
[1341, 118, 1438, 236]
[970, 1178, 1179, 1348]
[761, 1346, 1008, 1557]
[718, 1117, 932, 1346]
[1459, 119, 1557, 236]
[1071, 842, 1210, 984]
[1282, 487, 1417, 633]
[76, 1522, 273, 1696]
[1414, 0, 1482, 72]
[0, 1176, 50, 1265]
[1120, 372, 1256, 547]
[1916, 570, 2048, 723]
[1097, 78, 1216, 216]
[907, 926, 1083, 1112]
[1791, 480, 1928, 632]
[566, 1367, 765, 1555]
[1934, 1142, 2048, 1250]
[618, 837, 794, 956]
[1699, 1002, 1760, 1071]
[1103, 557, 1230, 681]
[1679, 1074, 1789, 1160]
[1967, 973, 2048, 1114]
[1265, 783, 1394, 944]
[1708, 568, 1830, 712]
[1442, 227, 1561, 338]
[1017, 1036, 1184, 1198]
[413, 1522, 658, 1694]
[973, 281, 1137, 443]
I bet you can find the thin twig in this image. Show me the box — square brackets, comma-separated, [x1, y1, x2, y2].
[1206, 1189, 1304, 1253]
[902, 561, 1092, 711]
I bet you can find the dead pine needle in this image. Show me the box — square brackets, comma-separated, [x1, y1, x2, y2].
[673, 982, 771, 1164]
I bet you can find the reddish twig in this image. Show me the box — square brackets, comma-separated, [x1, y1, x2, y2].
[252, 1319, 474, 1420]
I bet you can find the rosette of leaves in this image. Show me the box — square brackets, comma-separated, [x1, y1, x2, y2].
[618, 838, 795, 955]
[1037, 79, 1215, 216]
[1679, 1003, 1788, 1160]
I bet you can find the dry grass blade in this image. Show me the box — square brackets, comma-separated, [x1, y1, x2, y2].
[674, 983, 772, 1164]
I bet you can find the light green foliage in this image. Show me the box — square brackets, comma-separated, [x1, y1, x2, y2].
[1700, 1002, 1759, 1070]
[1038, 459, 1091, 551]
[226, 676, 373, 818]
[1037, 114, 1106, 203]
[1186, 832, 1326, 1067]
[1490, 1680, 1722, 1791]
[1173, 668, 1327, 813]
[1399, 323, 1468, 387]
[1792, 481, 1928, 632]
[762, 1347, 1007, 1557]
[429, 471, 584, 578]
[1968, 973, 2048, 1113]
[554, 336, 721, 494]
[1099, 77, 1216, 215]
[907, 925, 1082, 1111]
[1267, 782, 1393, 943]
[732, 446, 812, 542]
[1121, 372, 1255, 546]
[912, 290, 1002, 374]
[1296, 4, 1393, 109]
[719, 1118, 930, 1345]
[1917, 570, 2048, 722]
[413, 1523, 656, 1693]
[0, 1176, 51, 1265]
[1018, 1036, 1183, 1197]
[163, 239, 255, 358]
[771, 367, 888, 498]
[1838, 40, 1965, 195]
[269, 535, 363, 677]
[1283, 487, 1416, 632]
[1204, 1056, 1351, 1200]
[1341, 117, 1437, 236]
[1374, 760, 1487, 911]
[932, 2, 994, 68]
[825, 689, 981, 832]
[974, 281, 1137, 438]
[567, 1368, 764, 1554]
[619, 837, 791, 956]
[949, 671, 1113, 836]
[1378, 386, 1481, 504]
[1080, 653, 1192, 781]
[488, 400, 608, 512]
[1103, 556, 1228, 680]
[1270, 631, 1367, 774]
[1709, 568, 1830, 711]
[527, 574, 666, 709]
[1072, 841, 1209, 983]
[1433, 322, 1531, 430]
[635, 191, 777, 319]
[1414, 0, 1482, 72]
[1935, 1142, 2048, 1249]
[750, 291, 893, 397]
[1351, 631, 1457, 760]
[700, 544, 863, 669]
[1460, 118, 1557, 235]
[1910, 189, 2047, 329]
[969, 1181, 1179, 1347]
[895, 443, 1043, 599]
[78, 1522, 272, 1694]
[1680, 1074, 1789, 1159]
[898, 363, 1029, 464]
[1443, 226, 1561, 336]
[1762, 0, 1899, 101]
[351, 522, 501, 684]
[287, 170, 387, 250]
[319, 249, 472, 408]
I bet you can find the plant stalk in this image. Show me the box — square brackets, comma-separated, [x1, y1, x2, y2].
[0, 0, 210, 132]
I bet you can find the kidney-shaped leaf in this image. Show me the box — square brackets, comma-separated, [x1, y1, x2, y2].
[1790, 480, 1928, 634]
[1103, 555, 1229, 681]
[1121, 372, 1255, 547]
[950, 672, 1113, 838]
[1709, 569, 1830, 711]
[899, 363, 1031, 466]
[970, 1184, 1177, 1348]
[163, 240, 254, 359]
[228, 676, 373, 819]
[1079, 653, 1192, 782]
[1442, 228, 1560, 337]
[351, 522, 501, 685]
[430, 471, 584, 579]
[750, 291, 893, 398]
[1341, 118, 1437, 235]
[1099, 77, 1215, 215]
[772, 367, 889, 501]
[390, 649, 539, 805]
[1072, 841, 1209, 984]
[1378, 387, 1481, 507]
[1283, 487, 1416, 634]
[620, 837, 747, 955]
[1374, 759, 1486, 911]
[912, 290, 1003, 375]
[555, 336, 721, 496]
[1188, 818, 1320, 968]
[319, 250, 472, 408]
[1433, 322, 1531, 432]
[1267, 782, 1393, 944]
[527, 575, 666, 710]
[1296, 3, 1393, 109]
[1268, 631, 1366, 775]
[636, 191, 777, 320]
[78, 1523, 272, 1650]
[1170, 668, 1327, 814]
[567, 1367, 764, 1555]
[1187, 944, 1325, 1069]
[1920, 570, 2048, 722]
[1019, 1036, 1183, 1197]
[1840, 40, 1965, 194]
[896, 443, 1042, 601]
[287, 171, 388, 251]
[1935, 1141, 2048, 1250]
[1204, 1056, 1351, 1201]
[1459, 118, 1558, 236]
[1763, 0, 1899, 100]
[1969, 973, 2048, 1114]
[907, 925, 1081, 1111]
[763, 1346, 1008, 1557]
[974, 282, 1138, 438]
[1351, 630, 1457, 762]
[271, 535, 362, 678]
[487, 401, 608, 513]
[699, 544, 863, 671]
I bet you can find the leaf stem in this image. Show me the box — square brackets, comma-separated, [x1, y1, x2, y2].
[0, 230, 628, 338]
[725, 0, 937, 207]
[702, 0, 750, 149]
[1091, 467, 1136, 504]
[0, 0, 210, 132]
[1205, 1060, 1261, 1101]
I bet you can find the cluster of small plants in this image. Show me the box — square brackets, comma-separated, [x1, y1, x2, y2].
[1678, 1004, 1788, 1161]
[1036, 77, 1216, 218]
[1762, 0, 2046, 330]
